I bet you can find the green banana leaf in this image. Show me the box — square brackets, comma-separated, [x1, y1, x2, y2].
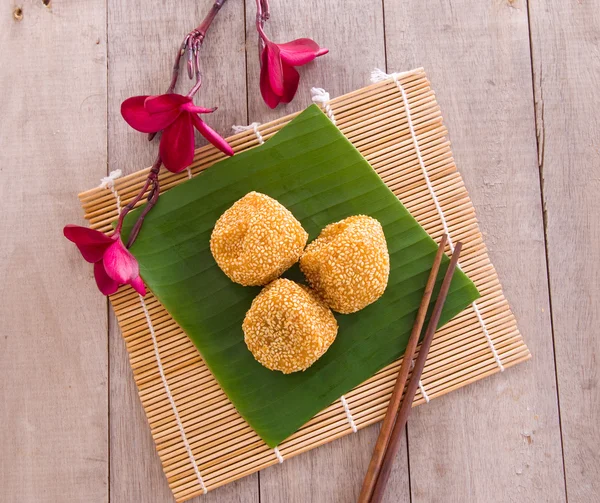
[123, 105, 479, 447]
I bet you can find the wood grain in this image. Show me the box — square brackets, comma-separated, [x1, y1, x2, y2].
[0, 1, 108, 501]
[528, 1, 600, 501]
[3, 0, 591, 500]
[106, 1, 256, 501]
[383, 0, 566, 501]
[242, 2, 410, 502]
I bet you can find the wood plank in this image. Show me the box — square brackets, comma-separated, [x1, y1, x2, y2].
[105, 1, 256, 501]
[528, 1, 600, 500]
[383, 0, 566, 500]
[0, 1, 108, 501]
[243, 2, 410, 501]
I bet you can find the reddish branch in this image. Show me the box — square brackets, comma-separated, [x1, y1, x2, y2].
[125, 0, 228, 247]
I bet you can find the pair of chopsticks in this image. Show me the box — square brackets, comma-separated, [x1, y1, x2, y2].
[358, 234, 462, 503]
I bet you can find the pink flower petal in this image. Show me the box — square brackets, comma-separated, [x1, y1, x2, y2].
[94, 261, 119, 295]
[191, 115, 234, 156]
[144, 94, 191, 113]
[280, 63, 300, 104]
[260, 48, 281, 109]
[188, 106, 216, 114]
[181, 103, 217, 114]
[121, 96, 181, 133]
[278, 38, 326, 66]
[63, 224, 114, 263]
[130, 275, 147, 296]
[265, 43, 285, 96]
[159, 113, 196, 173]
[103, 238, 140, 284]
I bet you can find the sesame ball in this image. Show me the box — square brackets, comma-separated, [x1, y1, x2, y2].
[210, 192, 308, 286]
[300, 215, 390, 314]
[243, 279, 338, 374]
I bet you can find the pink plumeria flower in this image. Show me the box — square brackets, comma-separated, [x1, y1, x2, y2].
[259, 37, 328, 109]
[121, 94, 234, 173]
[64, 225, 146, 296]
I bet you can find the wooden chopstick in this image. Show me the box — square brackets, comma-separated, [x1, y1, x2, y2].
[367, 241, 463, 503]
[357, 234, 449, 503]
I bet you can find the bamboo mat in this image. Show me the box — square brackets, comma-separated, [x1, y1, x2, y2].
[79, 68, 530, 501]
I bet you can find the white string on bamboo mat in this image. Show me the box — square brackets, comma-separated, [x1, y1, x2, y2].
[232, 122, 264, 145]
[273, 446, 284, 464]
[311, 86, 359, 432]
[99, 169, 122, 214]
[140, 296, 207, 493]
[186, 167, 192, 179]
[371, 69, 504, 372]
[418, 379, 430, 403]
[103, 179, 208, 494]
[311, 87, 337, 125]
[410, 360, 430, 403]
[340, 395, 358, 433]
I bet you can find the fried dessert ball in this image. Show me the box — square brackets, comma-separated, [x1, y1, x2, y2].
[211, 192, 308, 286]
[243, 279, 338, 373]
[300, 215, 389, 314]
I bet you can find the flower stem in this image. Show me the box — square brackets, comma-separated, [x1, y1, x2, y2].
[197, 0, 227, 36]
[186, 74, 203, 98]
[255, 0, 270, 56]
[166, 46, 185, 95]
[149, 0, 228, 141]
[255, 0, 268, 40]
[256, 0, 270, 28]
[172, 0, 227, 95]
[126, 175, 160, 248]
[261, 0, 270, 23]
[114, 155, 162, 237]
[127, 1, 229, 244]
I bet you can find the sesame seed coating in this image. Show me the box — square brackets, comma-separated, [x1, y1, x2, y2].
[300, 215, 390, 314]
[243, 279, 338, 374]
[210, 192, 309, 286]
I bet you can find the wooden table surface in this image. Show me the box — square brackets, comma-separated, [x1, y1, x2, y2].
[1, 1, 598, 501]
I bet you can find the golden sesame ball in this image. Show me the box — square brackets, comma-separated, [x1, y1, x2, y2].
[210, 192, 308, 286]
[300, 215, 390, 314]
[243, 279, 338, 374]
